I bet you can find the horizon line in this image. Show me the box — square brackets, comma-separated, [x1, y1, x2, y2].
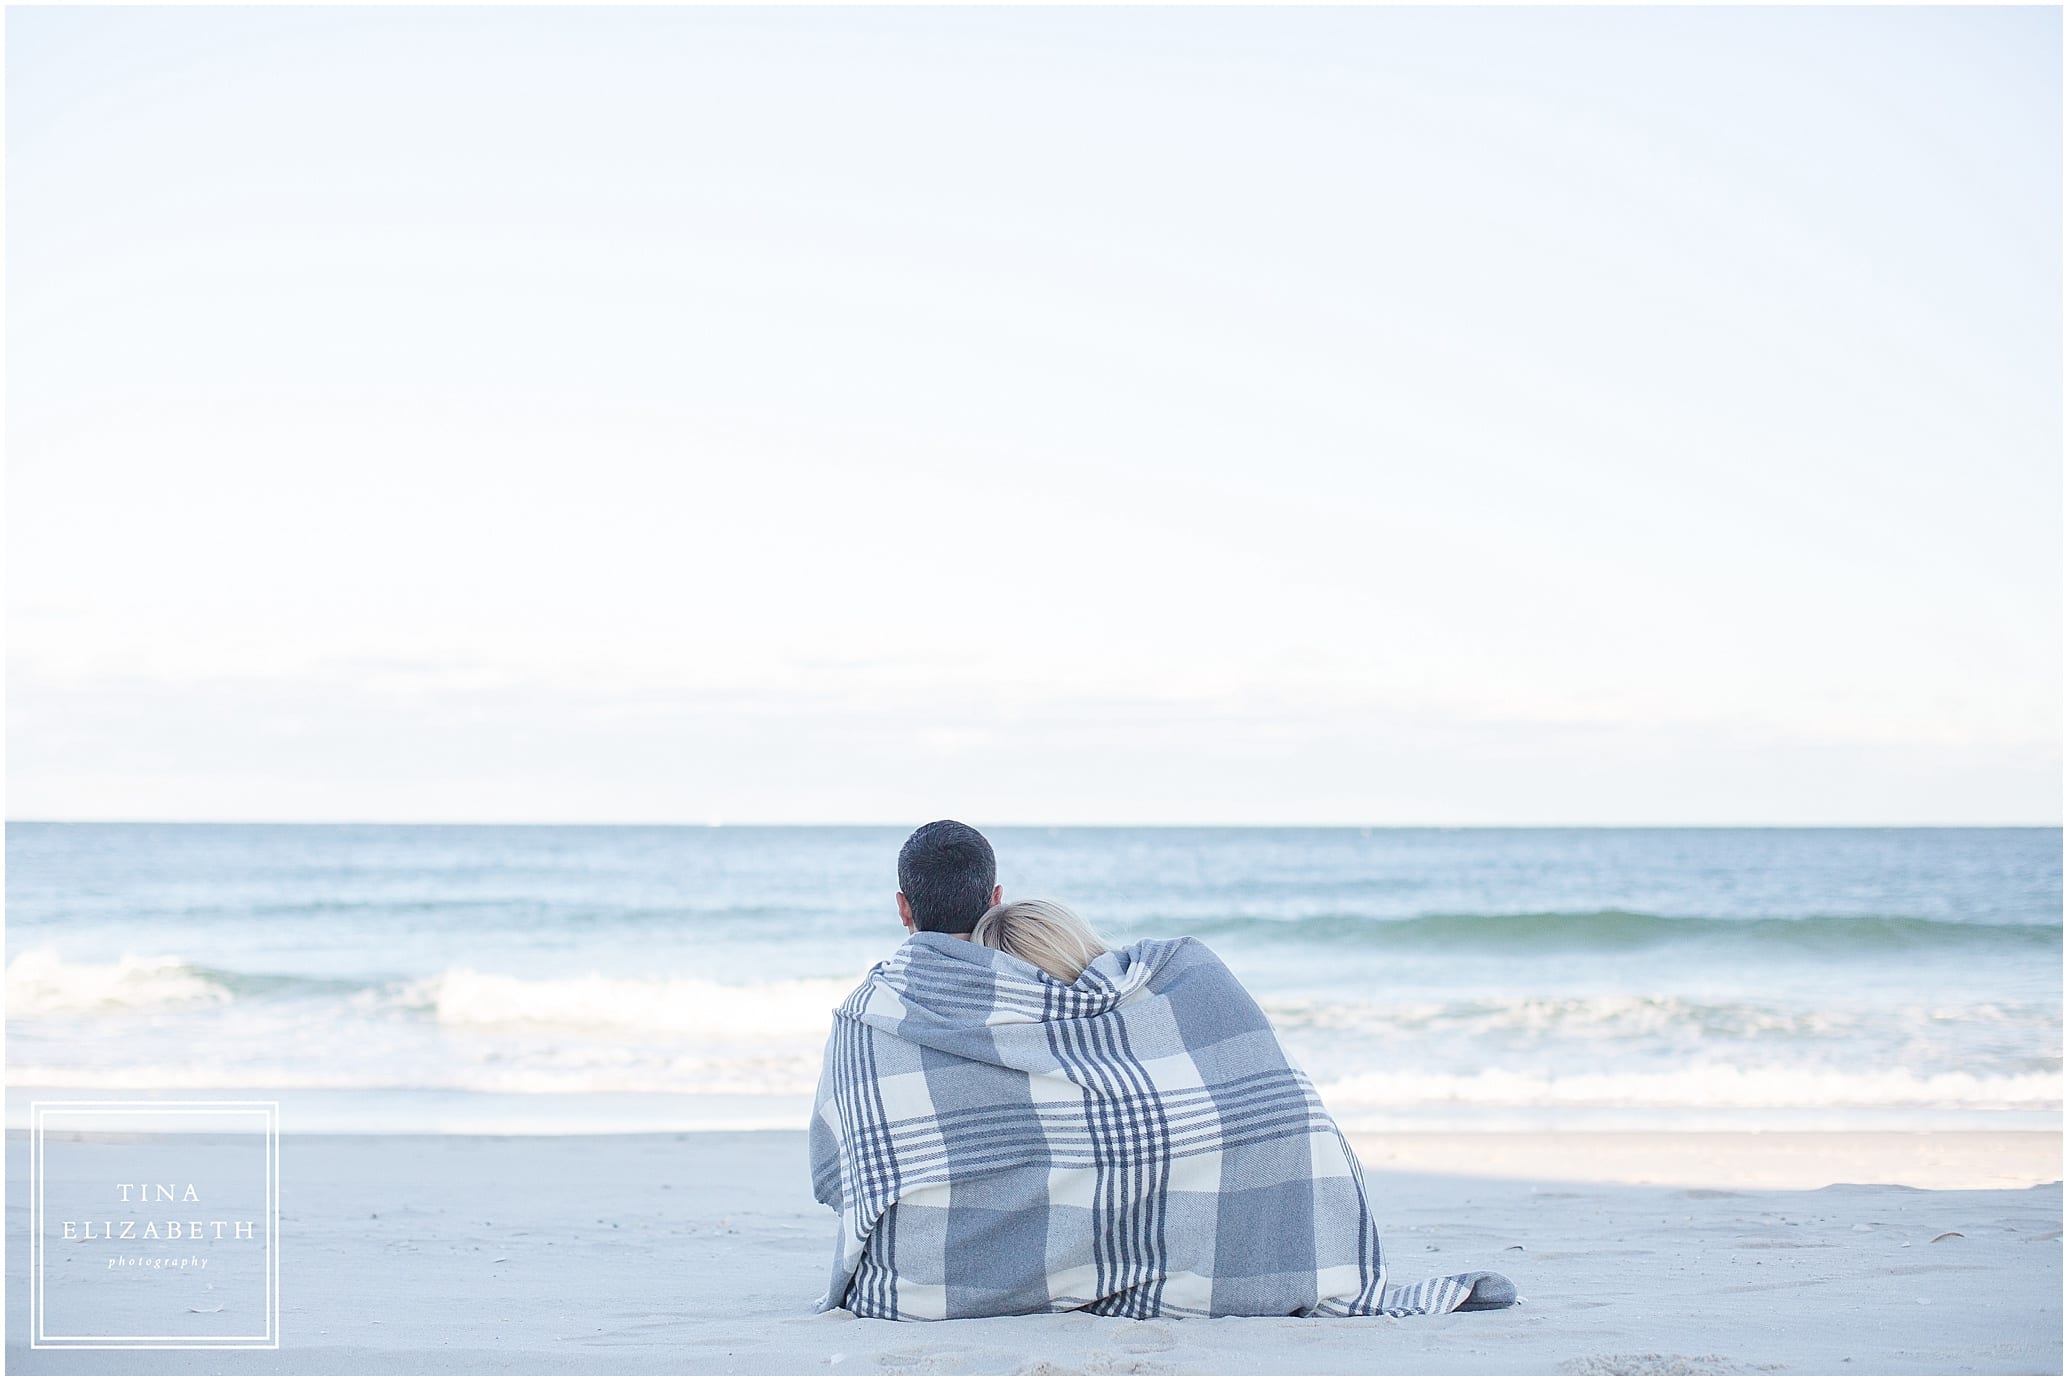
[6, 819, 2061, 831]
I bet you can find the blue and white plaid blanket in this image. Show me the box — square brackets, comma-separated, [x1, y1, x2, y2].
[809, 931, 1500, 1320]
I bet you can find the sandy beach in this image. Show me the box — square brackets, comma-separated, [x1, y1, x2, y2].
[6, 1128, 2058, 1375]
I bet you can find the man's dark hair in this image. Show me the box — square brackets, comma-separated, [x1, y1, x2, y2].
[897, 820, 997, 935]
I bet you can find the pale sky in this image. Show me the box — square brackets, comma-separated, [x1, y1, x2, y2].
[7, 6, 2061, 825]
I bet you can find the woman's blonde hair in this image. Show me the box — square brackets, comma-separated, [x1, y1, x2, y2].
[971, 899, 1108, 983]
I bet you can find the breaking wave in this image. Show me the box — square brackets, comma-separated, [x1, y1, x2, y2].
[6, 947, 234, 1015]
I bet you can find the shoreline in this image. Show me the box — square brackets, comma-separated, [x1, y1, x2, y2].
[7, 1129, 2060, 1374]
[8, 1086, 2056, 1142]
[1348, 1129, 2063, 1191]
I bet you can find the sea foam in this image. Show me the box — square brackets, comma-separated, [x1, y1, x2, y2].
[397, 968, 858, 1039]
[1316, 1065, 2063, 1111]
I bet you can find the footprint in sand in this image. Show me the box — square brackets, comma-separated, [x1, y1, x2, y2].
[873, 1348, 961, 1375]
[1558, 1354, 1784, 1375]
[1017, 1357, 1176, 1376]
[1113, 1322, 1176, 1354]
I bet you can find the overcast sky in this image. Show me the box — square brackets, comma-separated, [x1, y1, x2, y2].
[8, 6, 2060, 825]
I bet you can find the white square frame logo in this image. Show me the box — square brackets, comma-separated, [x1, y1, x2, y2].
[29, 1099, 280, 1349]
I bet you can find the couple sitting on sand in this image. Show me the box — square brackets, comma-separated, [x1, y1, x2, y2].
[808, 820, 1517, 1322]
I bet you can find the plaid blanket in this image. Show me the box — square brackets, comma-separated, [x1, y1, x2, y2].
[809, 931, 1502, 1320]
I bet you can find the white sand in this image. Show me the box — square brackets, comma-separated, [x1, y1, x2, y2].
[6, 1129, 2059, 1375]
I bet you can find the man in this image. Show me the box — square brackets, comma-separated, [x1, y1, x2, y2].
[887, 817, 1000, 941]
[808, 820, 1514, 1321]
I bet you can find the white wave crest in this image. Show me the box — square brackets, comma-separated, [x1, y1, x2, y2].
[1315, 1064, 2064, 1111]
[3, 1056, 824, 1097]
[5, 947, 232, 1015]
[402, 968, 856, 1040]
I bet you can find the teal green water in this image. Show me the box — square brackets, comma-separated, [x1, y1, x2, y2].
[6, 824, 2059, 1131]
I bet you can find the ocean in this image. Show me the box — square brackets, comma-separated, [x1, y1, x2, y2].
[5, 823, 2060, 1133]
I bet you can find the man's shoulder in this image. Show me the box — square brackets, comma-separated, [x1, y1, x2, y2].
[830, 956, 898, 1019]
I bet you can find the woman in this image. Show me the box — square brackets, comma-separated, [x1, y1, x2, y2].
[969, 897, 1109, 982]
